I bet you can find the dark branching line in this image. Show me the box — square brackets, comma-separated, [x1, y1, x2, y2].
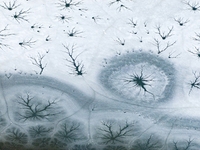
[5, 73, 12, 79]
[109, 0, 122, 6]
[127, 18, 137, 28]
[0, 25, 14, 38]
[30, 53, 47, 75]
[63, 44, 85, 75]
[55, 122, 81, 143]
[123, 68, 155, 99]
[184, 1, 200, 11]
[138, 37, 143, 43]
[19, 38, 36, 48]
[117, 4, 131, 12]
[173, 138, 193, 150]
[12, 9, 30, 23]
[115, 37, 125, 46]
[98, 121, 134, 144]
[50, 138, 67, 149]
[156, 25, 173, 40]
[134, 135, 161, 150]
[0, 25, 15, 48]
[92, 16, 101, 23]
[189, 71, 200, 94]
[168, 51, 181, 58]
[17, 93, 57, 121]
[66, 27, 82, 37]
[153, 38, 176, 54]
[188, 47, 200, 58]
[193, 32, 200, 42]
[108, 0, 131, 12]
[1, 0, 20, 11]
[174, 17, 189, 26]
[29, 125, 53, 138]
[6, 127, 28, 144]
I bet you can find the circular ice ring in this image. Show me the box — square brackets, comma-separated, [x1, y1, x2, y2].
[99, 52, 176, 105]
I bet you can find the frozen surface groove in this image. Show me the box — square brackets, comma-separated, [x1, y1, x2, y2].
[0, 0, 200, 149]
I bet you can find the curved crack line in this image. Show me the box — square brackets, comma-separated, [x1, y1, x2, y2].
[0, 79, 12, 123]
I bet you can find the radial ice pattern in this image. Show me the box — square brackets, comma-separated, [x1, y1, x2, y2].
[99, 52, 176, 105]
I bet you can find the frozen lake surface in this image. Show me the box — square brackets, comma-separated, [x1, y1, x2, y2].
[1, 0, 200, 149]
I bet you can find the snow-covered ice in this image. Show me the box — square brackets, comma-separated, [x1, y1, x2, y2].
[1, 0, 200, 149]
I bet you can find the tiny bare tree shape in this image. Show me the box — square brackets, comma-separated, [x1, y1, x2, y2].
[184, 1, 200, 11]
[156, 25, 173, 40]
[0, 25, 14, 48]
[168, 51, 181, 58]
[19, 38, 36, 48]
[115, 37, 125, 46]
[57, 0, 81, 10]
[130, 30, 137, 35]
[173, 138, 193, 150]
[63, 44, 85, 75]
[189, 71, 200, 94]
[138, 37, 143, 43]
[153, 38, 176, 54]
[1, 0, 20, 11]
[188, 47, 200, 58]
[66, 27, 82, 37]
[55, 122, 82, 143]
[127, 18, 137, 28]
[131, 135, 162, 150]
[6, 127, 28, 144]
[17, 93, 58, 121]
[193, 33, 200, 41]
[174, 17, 189, 26]
[12, 9, 30, 23]
[117, 4, 131, 12]
[98, 121, 134, 144]
[5, 73, 12, 79]
[30, 53, 47, 75]
[29, 125, 53, 138]
[92, 16, 101, 23]
[49, 138, 67, 149]
[108, 0, 130, 11]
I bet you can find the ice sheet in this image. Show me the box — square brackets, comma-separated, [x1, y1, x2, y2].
[0, 0, 200, 149]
